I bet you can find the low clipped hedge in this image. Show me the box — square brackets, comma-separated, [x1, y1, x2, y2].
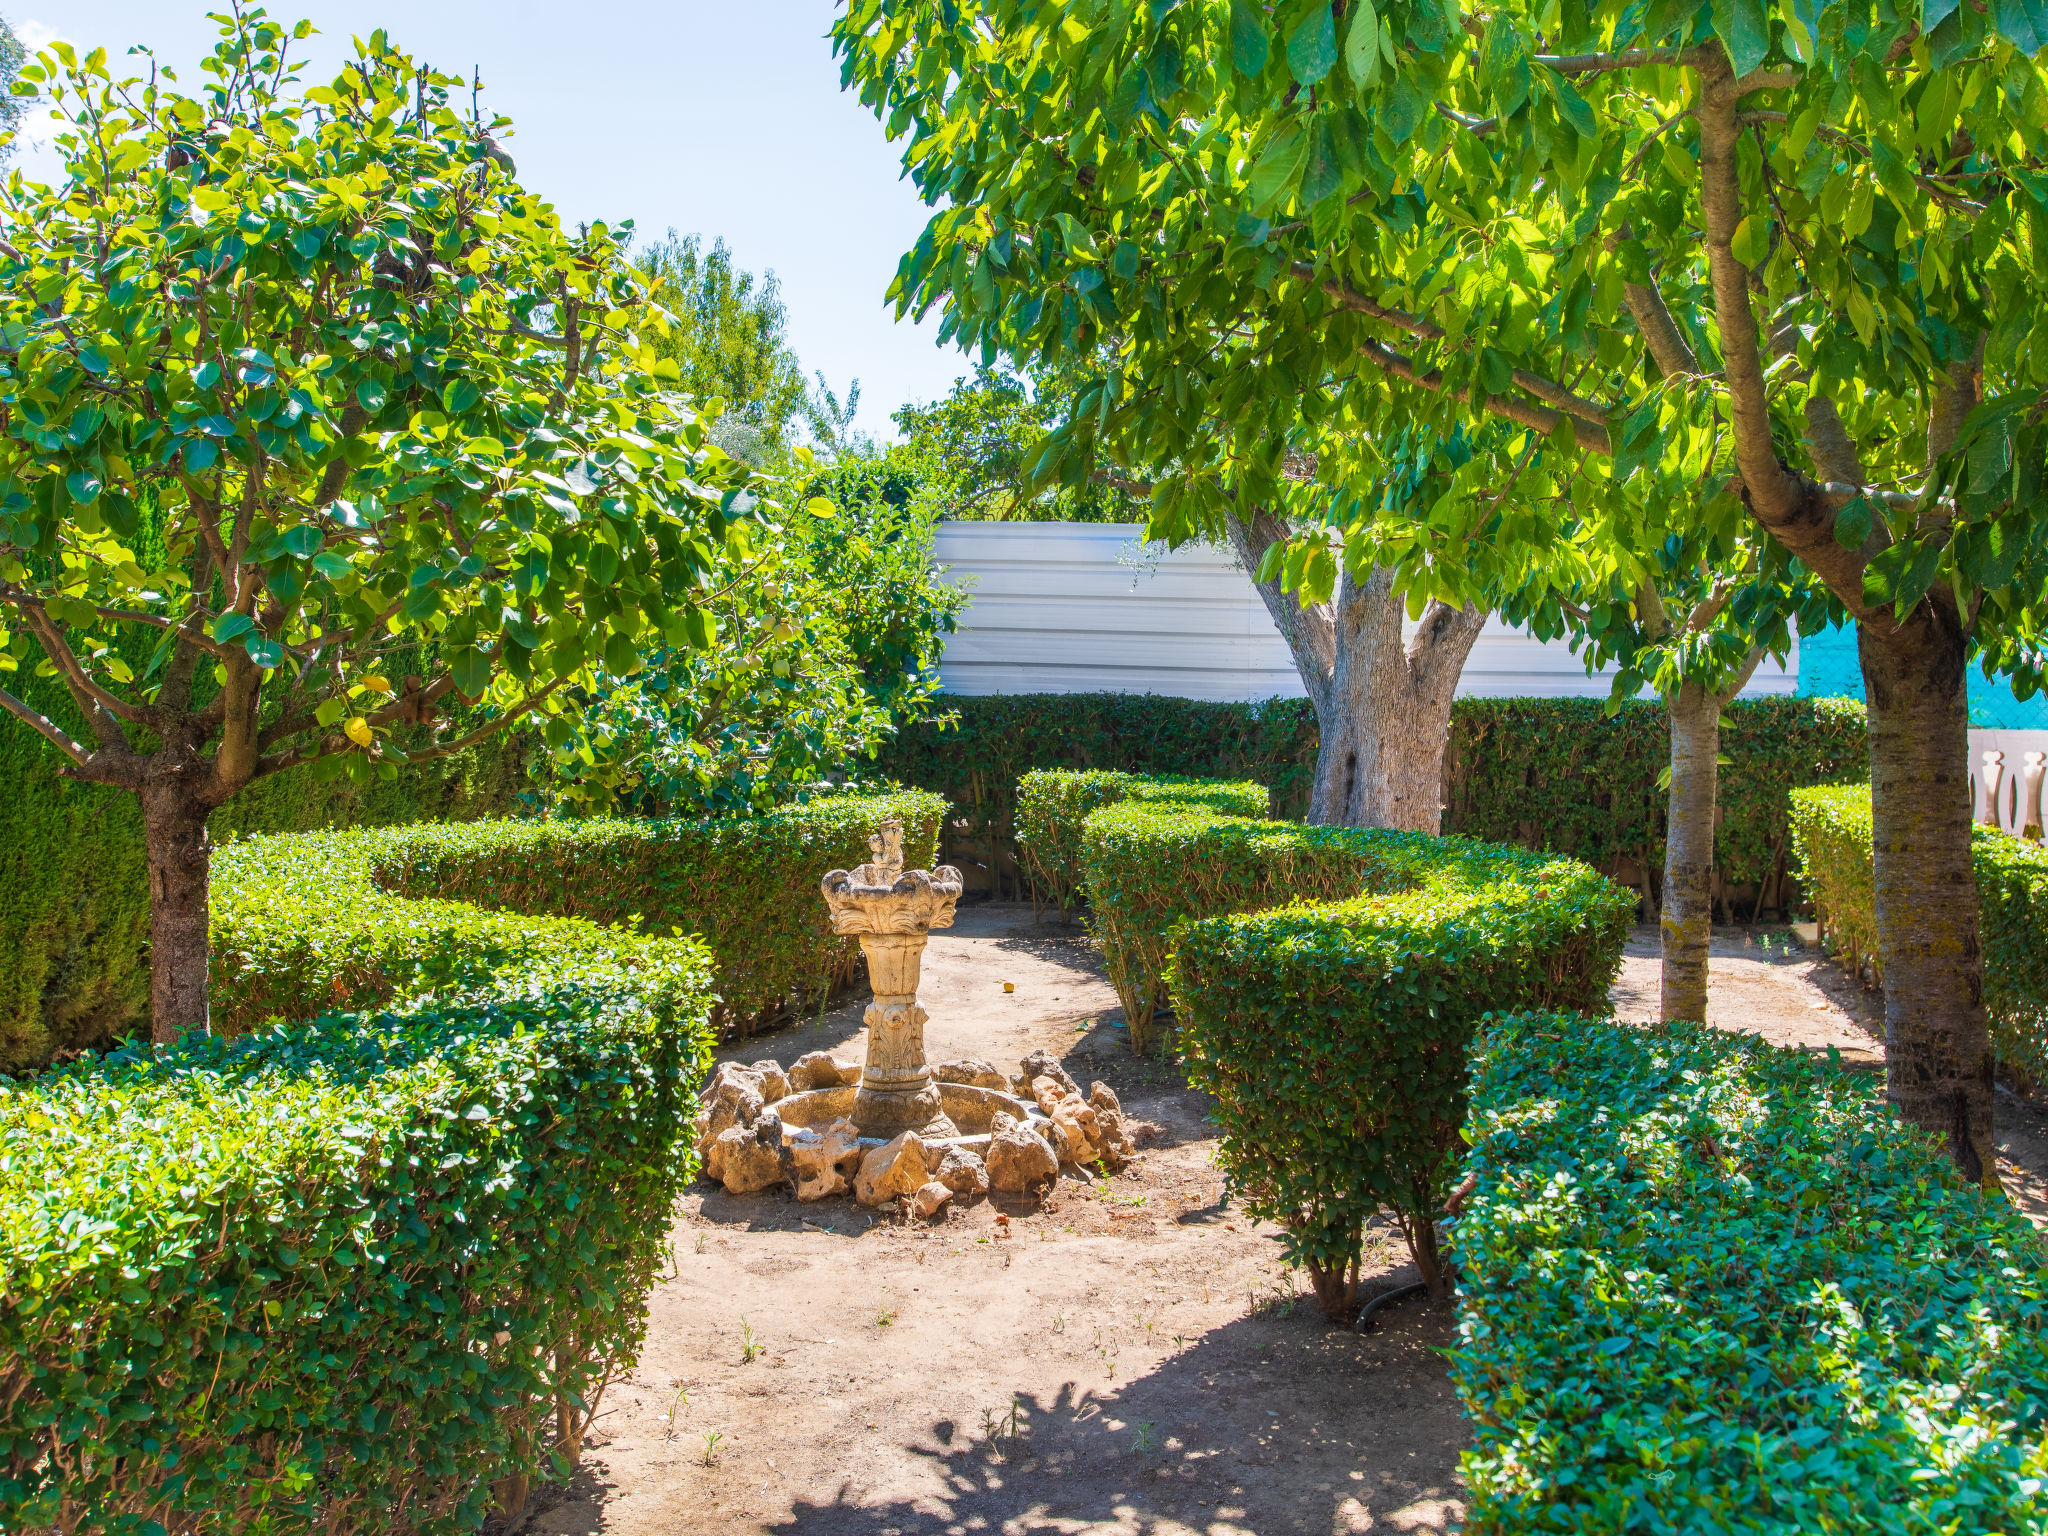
[1453, 1011, 2048, 1533]
[1015, 769, 1269, 915]
[1790, 783, 2048, 1095]
[214, 791, 945, 1038]
[0, 978, 713, 1533]
[1030, 770, 1633, 1314]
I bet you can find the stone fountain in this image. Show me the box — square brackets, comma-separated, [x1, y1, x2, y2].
[693, 820, 1138, 1212]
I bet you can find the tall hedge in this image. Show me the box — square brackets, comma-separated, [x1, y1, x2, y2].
[0, 658, 536, 1071]
[1, 981, 712, 1534]
[1791, 783, 2048, 1096]
[1022, 770, 1634, 1315]
[1453, 1011, 2048, 1533]
[873, 693, 1868, 910]
[212, 792, 945, 1039]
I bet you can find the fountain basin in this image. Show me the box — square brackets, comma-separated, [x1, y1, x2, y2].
[773, 1081, 1045, 1148]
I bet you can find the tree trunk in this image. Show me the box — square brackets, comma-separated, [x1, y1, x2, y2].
[1226, 512, 1487, 832]
[1859, 602, 1999, 1185]
[142, 788, 212, 1045]
[1661, 682, 1719, 1022]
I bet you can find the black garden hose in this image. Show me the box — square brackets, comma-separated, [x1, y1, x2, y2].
[1355, 1280, 1430, 1332]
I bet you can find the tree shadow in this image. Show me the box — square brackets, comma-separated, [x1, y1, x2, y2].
[764, 1304, 1467, 1535]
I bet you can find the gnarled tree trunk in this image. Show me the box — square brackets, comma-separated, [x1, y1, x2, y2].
[141, 786, 213, 1045]
[1227, 511, 1487, 832]
[1861, 600, 1997, 1183]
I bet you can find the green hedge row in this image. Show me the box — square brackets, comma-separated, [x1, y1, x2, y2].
[1014, 768, 1270, 916]
[1453, 1011, 2048, 1533]
[1, 980, 714, 1533]
[1790, 783, 2048, 1095]
[213, 791, 946, 1040]
[871, 693, 1869, 911]
[1, 650, 536, 1071]
[1027, 770, 1634, 1314]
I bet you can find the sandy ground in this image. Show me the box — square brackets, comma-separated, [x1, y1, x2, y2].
[513, 910, 2048, 1536]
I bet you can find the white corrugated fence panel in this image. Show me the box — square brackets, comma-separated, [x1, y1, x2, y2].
[933, 522, 1797, 702]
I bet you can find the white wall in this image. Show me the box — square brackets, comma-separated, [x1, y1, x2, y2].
[933, 522, 1798, 703]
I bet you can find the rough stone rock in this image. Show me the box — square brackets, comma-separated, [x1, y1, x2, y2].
[1051, 1098, 1105, 1166]
[855, 1131, 930, 1207]
[1029, 1075, 1069, 1117]
[716, 1120, 789, 1195]
[933, 1058, 1009, 1090]
[697, 1073, 765, 1178]
[990, 1110, 1019, 1133]
[910, 1181, 953, 1219]
[748, 1060, 791, 1103]
[986, 1124, 1059, 1193]
[935, 1144, 989, 1197]
[788, 1051, 860, 1091]
[1019, 1049, 1080, 1098]
[1090, 1082, 1134, 1167]
[788, 1117, 863, 1201]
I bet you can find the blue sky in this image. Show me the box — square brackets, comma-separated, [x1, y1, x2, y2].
[8, 2, 969, 441]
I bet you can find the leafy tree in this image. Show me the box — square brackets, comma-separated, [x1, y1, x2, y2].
[832, 0, 2048, 1180]
[633, 231, 810, 466]
[0, 17, 763, 1041]
[0, 17, 27, 162]
[892, 363, 1144, 521]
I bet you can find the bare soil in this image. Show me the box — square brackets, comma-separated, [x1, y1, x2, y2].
[519, 910, 2048, 1536]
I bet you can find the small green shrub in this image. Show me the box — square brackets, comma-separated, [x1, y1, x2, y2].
[1160, 816, 1631, 1315]
[1452, 1010, 2048, 1533]
[1791, 782, 2048, 1095]
[213, 791, 944, 1038]
[1015, 769, 1268, 916]
[0, 979, 713, 1533]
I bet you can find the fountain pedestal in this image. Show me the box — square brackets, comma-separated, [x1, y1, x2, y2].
[820, 822, 962, 1139]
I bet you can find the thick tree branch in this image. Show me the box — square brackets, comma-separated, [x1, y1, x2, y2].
[1308, 269, 1612, 424]
[1621, 278, 1701, 378]
[1225, 508, 1337, 722]
[1354, 338, 1614, 454]
[0, 682, 92, 766]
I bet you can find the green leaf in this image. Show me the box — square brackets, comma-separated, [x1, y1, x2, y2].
[1344, 0, 1381, 88]
[244, 637, 283, 669]
[1300, 116, 1344, 205]
[1383, 73, 1427, 145]
[77, 345, 110, 375]
[184, 437, 220, 474]
[1054, 212, 1100, 259]
[441, 377, 481, 415]
[1230, 0, 1270, 75]
[682, 604, 715, 648]
[1731, 215, 1772, 267]
[64, 471, 102, 505]
[1249, 124, 1308, 211]
[282, 524, 322, 559]
[357, 378, 388, 414]
[212, 613, 256, 643]
[1832, 496, 1873, 549]
[1715, 0, 1771, 76]
[1991, 0, 2048, 48]
[1285, 4, 1338, 84]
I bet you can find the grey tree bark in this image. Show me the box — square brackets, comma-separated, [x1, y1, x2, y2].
[1225, 510, 1487, 832]
[1659, 655, 1760, 1022]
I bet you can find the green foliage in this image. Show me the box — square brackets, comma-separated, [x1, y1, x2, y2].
[1041, 773, 1631, 1304]
[631, 233, 810, 467]
[1791, 783, 2048, 1093]
[0, 981, 711, 1533]
[1016, 767, 1270, 917]
[1452, 1011, 2048, 1532]
[886, 364, 1144, 523]
[875, 693, 1869, 903]
[0, 16, 761, 812]
[212, 791, 945, 1038]
[0, 655, 533, 1073]
[1450, 696, 1871, 898]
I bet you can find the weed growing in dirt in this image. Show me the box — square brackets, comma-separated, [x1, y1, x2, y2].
[694, 1232, 708, 1254]
[1132, 1421, 1157, 1456]
[739, 1316, 761, 1363]
[662, 1386, 689, 1440]
[701, 1430, 725, 1467]
[875, 1307, 897, 1327]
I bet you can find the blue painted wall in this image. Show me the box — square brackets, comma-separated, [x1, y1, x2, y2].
[1798, 623, 2048, 728]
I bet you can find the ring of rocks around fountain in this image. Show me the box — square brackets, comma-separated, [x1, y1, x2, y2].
[695, 1046, 1136, 1220]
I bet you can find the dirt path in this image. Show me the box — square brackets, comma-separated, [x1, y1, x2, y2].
[520, 911, 2048, 1535]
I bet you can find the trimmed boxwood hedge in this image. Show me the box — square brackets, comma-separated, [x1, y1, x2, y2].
[213, 791, 945, 1039]
[1790, 782, 2048, 1096]
[1029, 770, 1633, 1313]
[0, 978, 713, 1534]
[1015, 768, 1269, 916]
[1453, 1010, 2048, 1533]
